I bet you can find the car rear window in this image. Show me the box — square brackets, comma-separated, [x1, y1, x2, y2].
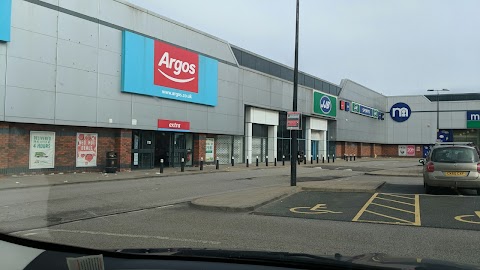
[431, 147, 480, 163]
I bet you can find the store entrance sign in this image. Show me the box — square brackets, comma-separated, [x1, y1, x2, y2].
[158, 119, 191, 132]
[287, 111, 302, 130]
[122, 31, 218, 106]
[313, 91, 337, 118]
[390, 102, 411, 122]
[0, 0, 12, 42]
[467, 111, 480, 128]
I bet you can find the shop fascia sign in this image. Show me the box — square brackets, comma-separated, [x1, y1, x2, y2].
[122, 31, 218, 106]
[158, 119, 191, 132]
[467, 111, 480, 128]
[0, 0, 12, 42]
[348, 101, 384, 120]
[312, 91, 337, 118]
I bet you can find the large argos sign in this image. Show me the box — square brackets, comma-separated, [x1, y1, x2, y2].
[122, 31, 218, 106]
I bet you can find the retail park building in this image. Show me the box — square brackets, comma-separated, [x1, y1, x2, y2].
[0, 0, 479, 174]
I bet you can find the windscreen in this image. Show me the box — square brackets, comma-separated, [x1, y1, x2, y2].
[431, 147, 479, 163]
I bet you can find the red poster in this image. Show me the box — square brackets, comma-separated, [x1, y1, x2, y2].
[76, 133, 98, 167]
[406, 145, 415, 156]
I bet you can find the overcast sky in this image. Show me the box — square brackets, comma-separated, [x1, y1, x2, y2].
[126, 0, 480, 96]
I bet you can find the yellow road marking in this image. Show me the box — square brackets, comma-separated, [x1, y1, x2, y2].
[355, 219, 419, 226]
[364, 210, 414, 224]
[352, 193, 421, 226]
[370, 202, 415, 214]
[289, 204, 342, 215]
[414, 195, 421, 226]
[375, 196, 415, 206]
[310, 204, 327, 211]
[381, 193, 415, 200]
[352, 193, 378, 222]
[454, 211, 480, 224]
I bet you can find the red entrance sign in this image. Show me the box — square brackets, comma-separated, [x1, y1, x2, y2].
[158, 119, 191, 131]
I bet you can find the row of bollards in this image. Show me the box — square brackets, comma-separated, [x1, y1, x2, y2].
[158, 153, 355, 174]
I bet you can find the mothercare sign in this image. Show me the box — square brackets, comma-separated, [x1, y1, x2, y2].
[29, 131, 55, 169]
[76, 133, 98, 167]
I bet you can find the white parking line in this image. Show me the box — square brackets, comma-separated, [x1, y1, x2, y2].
[13, 228, 221, 245]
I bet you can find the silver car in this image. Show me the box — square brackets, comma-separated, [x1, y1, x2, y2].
[420, 145, 480, 194]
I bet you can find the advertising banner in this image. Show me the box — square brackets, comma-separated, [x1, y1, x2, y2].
[312, 91, 337, 118]
[122, 31, 218, 106]
[76, 133, 98, 167]
[398, 145, 407, 156]
[29, 131, 55, 169]
[406, 145, 415, 156]
[205, 138, 215, 162]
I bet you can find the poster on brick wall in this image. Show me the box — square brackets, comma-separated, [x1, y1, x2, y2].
[76, 133, 98, 167]
[205, 138, 215, 162]
[29, 131, 55, 169]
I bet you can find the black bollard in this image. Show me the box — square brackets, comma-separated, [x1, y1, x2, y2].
[311, 155, 313, 164]
[317, 155, 319, 164]
[354, 154, 356, 161]
[216, 157, 219, 170]
[274, 157, 277, 166]
[246, 158, 249, 167]
[297, 155, 301, 165]
[327, 155, 330, 163]
[231, 156, 234, 167]
[322, 155, 325, 163]
[200, 157, 203, 171]
[350, 155, 352, 161]
[304, 155, 307, 165]
[282, 155, 285, 166]
[346, 155, 349, 162]
[266, 156, 269, 167]
[181, 157, 185, 172]
[333, 154, 335, 163]
[256, 156, 259, 167]
[160, 158, 164, 174]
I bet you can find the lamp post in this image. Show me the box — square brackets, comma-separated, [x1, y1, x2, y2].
[427, 88, 449, 140]
[290, 0, 300, 187]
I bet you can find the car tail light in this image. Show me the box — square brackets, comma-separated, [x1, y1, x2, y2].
[426, 162, 435, 172]
[477, 163, 480, 173]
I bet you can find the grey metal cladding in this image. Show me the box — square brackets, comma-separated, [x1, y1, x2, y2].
[6, 86, 55, 119]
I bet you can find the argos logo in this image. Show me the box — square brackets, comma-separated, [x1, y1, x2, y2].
[154, 41, 199, 93]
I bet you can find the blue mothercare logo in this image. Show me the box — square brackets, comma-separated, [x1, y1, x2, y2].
[320, 96, 331, 114]
[390, 102, 411, 122]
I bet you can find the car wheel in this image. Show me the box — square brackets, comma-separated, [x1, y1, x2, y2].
[424, 183, 433, 194]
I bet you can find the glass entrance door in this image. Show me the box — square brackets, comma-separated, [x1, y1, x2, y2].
[171, 133, 193, 167]
[132, 130, 155, 169]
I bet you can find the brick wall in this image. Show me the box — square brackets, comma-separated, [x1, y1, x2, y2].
[0, 122, 132, 174]
[193, 134, 207, 166]
[373, 144, 382, 157]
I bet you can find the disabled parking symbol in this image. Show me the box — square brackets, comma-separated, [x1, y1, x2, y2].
[290, 204, 342, 215]
[455, 211, 480, 225]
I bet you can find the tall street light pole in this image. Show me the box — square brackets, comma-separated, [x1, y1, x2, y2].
[290, 0, 299, 187]
[427, 88, 449, 140]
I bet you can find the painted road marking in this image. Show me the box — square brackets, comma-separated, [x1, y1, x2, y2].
[290, 203, 342, 215]
[352, 193, 421, 226]
[13, 228, 221, 245]
[455, 211, 480, 225]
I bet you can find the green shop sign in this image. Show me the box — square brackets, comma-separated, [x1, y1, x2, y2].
[313, 91, 337, 118]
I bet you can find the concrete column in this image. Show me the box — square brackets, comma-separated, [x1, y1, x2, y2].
[267, 125, 277, 160]
[320, 131, 327, 159]
[245, 122, 252, 164]
[306, 118, 312, 161]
